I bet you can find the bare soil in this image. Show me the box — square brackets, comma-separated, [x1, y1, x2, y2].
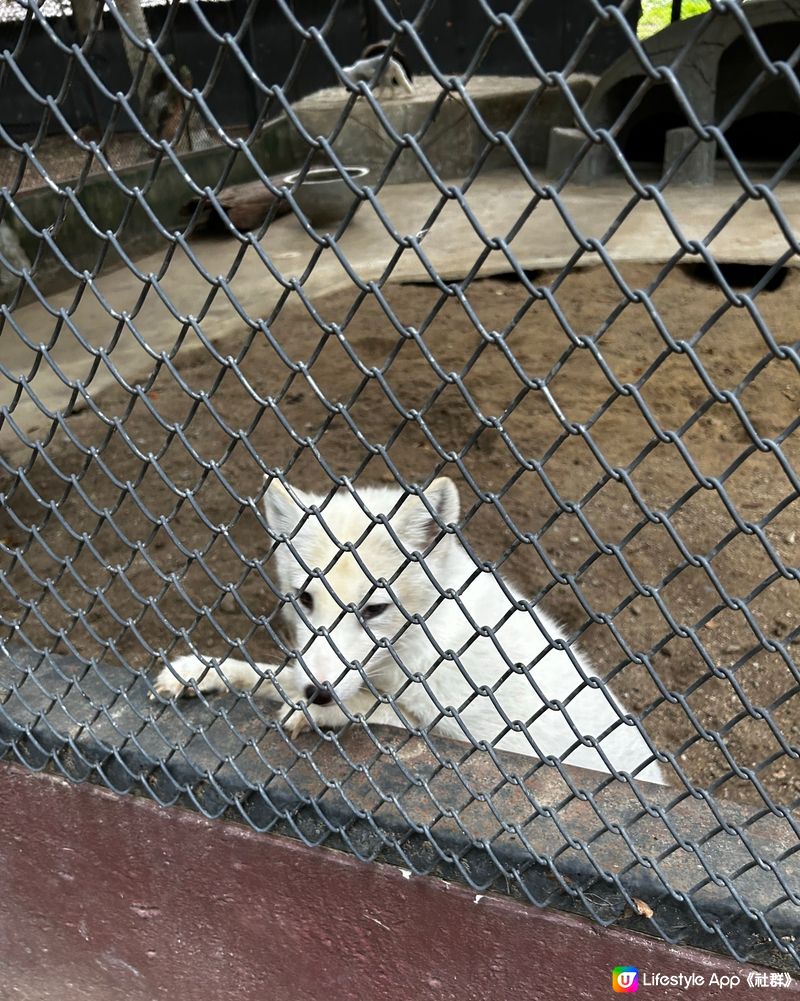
[2, 262, 798, 804]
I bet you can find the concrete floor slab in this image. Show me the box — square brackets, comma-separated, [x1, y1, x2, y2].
[3, 168, 799, 443]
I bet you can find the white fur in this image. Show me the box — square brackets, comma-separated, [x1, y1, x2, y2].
[154, 478, 666, 785]
[342, 54, 414, 97]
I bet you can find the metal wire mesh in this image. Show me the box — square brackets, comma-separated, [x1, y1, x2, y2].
[0, 0, 798, 971]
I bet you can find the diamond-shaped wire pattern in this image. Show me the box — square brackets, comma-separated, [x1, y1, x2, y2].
[0, 0, 798, 970]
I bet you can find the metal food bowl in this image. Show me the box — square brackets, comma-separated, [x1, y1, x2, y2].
[284, 165, 369, 226]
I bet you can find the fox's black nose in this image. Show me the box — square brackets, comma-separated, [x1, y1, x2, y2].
[304, 683, 333, 706]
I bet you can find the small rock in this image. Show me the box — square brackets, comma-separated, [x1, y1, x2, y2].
[220, 592, 237, 613]
[631, 897, 654, 919]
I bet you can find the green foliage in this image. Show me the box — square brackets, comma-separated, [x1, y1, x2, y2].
[638, 0, 712, 39]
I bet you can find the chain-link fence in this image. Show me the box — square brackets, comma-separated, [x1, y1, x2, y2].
[0, 0, 798, 973]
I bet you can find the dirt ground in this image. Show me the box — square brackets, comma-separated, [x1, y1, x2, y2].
[1, 262, 798, 804]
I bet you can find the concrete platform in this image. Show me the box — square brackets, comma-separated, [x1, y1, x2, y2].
[3, 168, 799, 444]
[289, 74, 595, 183]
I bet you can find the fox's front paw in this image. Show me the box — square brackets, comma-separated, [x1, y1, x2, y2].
[151, 655, 228, 700]
[283, 701, 353, 739]
[285, 709, 311, 739]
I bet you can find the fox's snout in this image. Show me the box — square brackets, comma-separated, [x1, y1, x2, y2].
[290, 630, 371, 704]
[302, 680, 334, 706]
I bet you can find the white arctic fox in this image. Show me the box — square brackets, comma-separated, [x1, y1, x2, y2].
[154, 477, 666, 784]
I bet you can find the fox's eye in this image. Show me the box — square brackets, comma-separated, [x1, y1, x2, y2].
[297, 592, 314, 611]
[362, 602, 389, 621]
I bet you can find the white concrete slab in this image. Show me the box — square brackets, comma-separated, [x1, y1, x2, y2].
[3, 169, 799, 442]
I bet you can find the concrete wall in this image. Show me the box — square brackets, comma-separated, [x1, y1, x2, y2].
[5, 115, 295, 298]
[3, 71, 598, 299]
[545, 0, 800, 185]
[289, 76, 596, 186]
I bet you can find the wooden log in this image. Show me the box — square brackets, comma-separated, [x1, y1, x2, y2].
[184, 175, 292, 234]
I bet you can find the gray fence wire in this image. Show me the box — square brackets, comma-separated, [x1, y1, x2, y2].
[0, 0, 798, 973]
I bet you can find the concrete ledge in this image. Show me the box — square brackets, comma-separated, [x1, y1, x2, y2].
[6, 168, 800, 446]
[0, 644, 797, 970]
[290, 75, 597, 184]
[6, 116, 296, 299]
[2, 75, 597, 301]
[546, 126, 616, 183]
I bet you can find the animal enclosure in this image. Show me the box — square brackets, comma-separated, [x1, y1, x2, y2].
[0, 0, 798, 979]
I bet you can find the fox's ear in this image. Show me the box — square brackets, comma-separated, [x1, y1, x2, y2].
[426, 477, 460, 525]
[398, 477, 460, 549]
[264, 479, 305, 537]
